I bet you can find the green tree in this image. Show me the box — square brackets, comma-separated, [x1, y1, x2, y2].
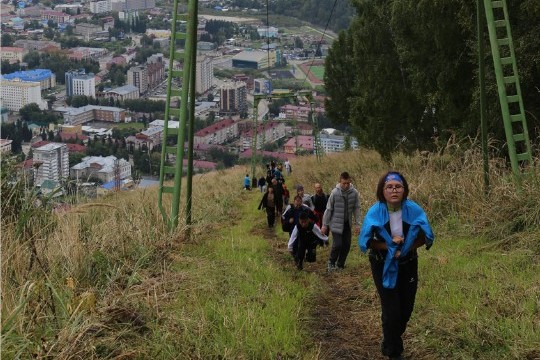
[1, 33, 14, 47]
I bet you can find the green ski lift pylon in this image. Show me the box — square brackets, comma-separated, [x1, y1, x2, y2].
[483, 0, 533, 182]
[157, 0, 198, 230]
[250, 90, 322, 179]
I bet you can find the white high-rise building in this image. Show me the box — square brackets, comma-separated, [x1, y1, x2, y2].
[0, 79, 47, 111]
[66, 70, 96, 98]
[33, 143, 70, 186]
[196, 55, 213, 95]
[72, 76, 96, 98]
[90, 0, 112, 13]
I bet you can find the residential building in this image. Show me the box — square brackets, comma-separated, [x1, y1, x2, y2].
[0, 47, 27, 63]
[254, 78, 272, 94]
[195, 55, 213, 94]
[232, 50, 278, 70]
[65, 69, 96, 98]
[0, 79, 46, 111]
[0, 139, 13, 153]
[280, 104, 325, 122]
[146, 29, 171, 38]
[219, 81, 247, 115]
[100, 84, 139, 101]
[70, 155, 131, 183]
[33, 143, 69, 186]
[194, 118, 238, 145]
[125, 125, 163, 151]
[127, 65, 148, 94]
[68, 47, 107, 61]
[55, 105, 125, 125]
[90, 0, 112, 14]
[257, 26, 279, 38]
[41, 10, 70, 23]
[113, 0, 155, 11]
[319, 133, 359, 153]
[2, 69, 56, 90]
[74, 23, 107, 41]
[53, 4, 83, 14]
[241, 121, 286, 150]
[13, 39, 60, 52]
[284, 135, 314, 154]
[147, 53, 165, 89]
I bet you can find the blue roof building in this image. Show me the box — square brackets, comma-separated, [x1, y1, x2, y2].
[2, 69, 56, 90]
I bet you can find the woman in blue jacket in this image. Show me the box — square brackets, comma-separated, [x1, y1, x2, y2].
[358, 171, 434, 360]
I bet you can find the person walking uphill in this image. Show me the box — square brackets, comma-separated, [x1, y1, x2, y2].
[243, 174, 251, 190]
[321, 172, 361, 272]
[288, 211, 328, 270]
[258, 186, 276, 227]
[358, 171, 434, 360]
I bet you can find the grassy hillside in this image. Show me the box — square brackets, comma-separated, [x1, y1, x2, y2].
[1, 146, 539, 358]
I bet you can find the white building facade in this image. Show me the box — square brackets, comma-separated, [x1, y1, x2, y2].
[33, 143, 70, 186]
[90, 0, 112, 13]
[319, 133, 359, 153]
[70, 155, 131, 183]
[196, 55, 213, 94]
[0, 79, 47, 111]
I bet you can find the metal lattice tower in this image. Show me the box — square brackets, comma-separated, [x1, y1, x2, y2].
[157, 0, 198, 230]
[483, 0, 533, 179]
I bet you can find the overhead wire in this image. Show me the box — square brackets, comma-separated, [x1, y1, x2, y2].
[300, 0, 339, 88]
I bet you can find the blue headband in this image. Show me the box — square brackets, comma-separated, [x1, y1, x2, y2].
[385, 172, 403, 184]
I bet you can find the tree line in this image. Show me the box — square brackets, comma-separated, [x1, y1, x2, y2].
[324, 0, 540, 159]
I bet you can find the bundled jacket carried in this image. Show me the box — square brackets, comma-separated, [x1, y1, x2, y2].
[322, 183, 361, 234]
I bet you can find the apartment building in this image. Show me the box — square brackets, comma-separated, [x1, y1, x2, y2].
[66, 69, 96, 98]
[241, 121, 286, 150]
[70, 155, 131, 183]
[319, 133, 359, 153]
[0, 47, 27, 63]
[194, 118, 238, 145]
[127, 65, 148, 94]
[219, 82, 247, 115]
[33, 143, 69, 186]
[0, 79, 46, 111]
[2, 69, 56, 90]
[146, 53, 165, 89]
[56, 105, 125, 125]
[196, 55, 213, 94]
[90, 0, 112, 13]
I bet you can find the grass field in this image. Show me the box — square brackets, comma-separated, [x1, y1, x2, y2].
[309, 66, 325, 81]
[113, 122, 145, 130]
[2, 149, 539, 358]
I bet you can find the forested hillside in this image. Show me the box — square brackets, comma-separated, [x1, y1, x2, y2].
[231, 0, 354, 32]
[325, 0, 540, 158]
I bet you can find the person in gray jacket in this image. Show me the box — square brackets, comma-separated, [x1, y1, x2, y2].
[321, 171, 361, 272]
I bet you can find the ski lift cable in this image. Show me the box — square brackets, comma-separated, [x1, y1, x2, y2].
[301, 0, 339, 88]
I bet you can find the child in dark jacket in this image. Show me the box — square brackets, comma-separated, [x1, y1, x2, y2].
[288, 212, 328, 270]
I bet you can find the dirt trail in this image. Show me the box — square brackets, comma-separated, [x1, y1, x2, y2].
[254, 223, 388, 359]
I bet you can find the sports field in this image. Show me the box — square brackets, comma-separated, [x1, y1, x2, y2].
[309, 66, 325, 81]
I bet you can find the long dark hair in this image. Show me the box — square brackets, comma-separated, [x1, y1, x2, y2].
[376, 171, 409, 202]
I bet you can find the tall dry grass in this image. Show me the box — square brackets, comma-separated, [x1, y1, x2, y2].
[291, 140, 540, 250]
[1, 162, 250, 358]
[2, 141, 539, 357]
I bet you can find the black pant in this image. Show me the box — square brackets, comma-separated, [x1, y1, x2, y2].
[369, 257, 418, 358]
[329, 222, 351, 268]
[266, 207, 275, 227]
[295, 237, 316, 267]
